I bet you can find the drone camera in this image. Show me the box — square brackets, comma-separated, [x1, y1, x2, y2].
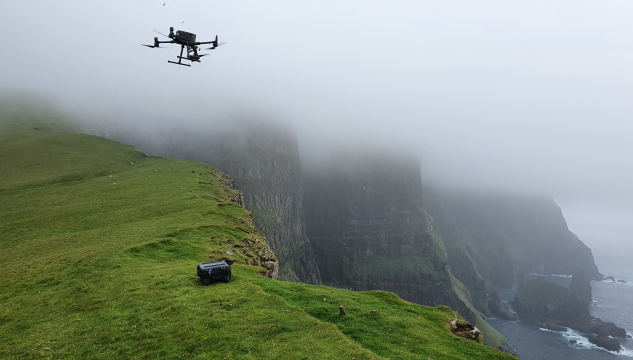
[154, 37, 159, 47]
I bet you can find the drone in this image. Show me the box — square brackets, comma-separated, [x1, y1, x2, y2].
[142, 27, 226, 67]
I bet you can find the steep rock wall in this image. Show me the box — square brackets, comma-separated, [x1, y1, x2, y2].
[423, 188, 516, 320]
[425, 188, 602, 295]
[303, 154, 477, 319]
[194, 124, 321, 283]
[569, 271, 593, 301]
[82, 121, 321, 283]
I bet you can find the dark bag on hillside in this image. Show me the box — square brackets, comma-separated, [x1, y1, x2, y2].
[197, 260, 232, 285]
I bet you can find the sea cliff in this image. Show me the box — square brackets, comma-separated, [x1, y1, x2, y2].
[302, 152, 518, 355]
[83, 121, 322, 283]
[303, 154, 459, 307]
[424, 187, 602, 319]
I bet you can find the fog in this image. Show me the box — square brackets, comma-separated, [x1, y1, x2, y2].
[2, 0, 633, 245]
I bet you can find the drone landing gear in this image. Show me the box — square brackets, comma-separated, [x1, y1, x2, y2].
[168, 45, 191, 67]
[168, 60, 190, 67]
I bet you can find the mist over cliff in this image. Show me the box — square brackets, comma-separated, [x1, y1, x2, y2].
[5, 0, 633, 220]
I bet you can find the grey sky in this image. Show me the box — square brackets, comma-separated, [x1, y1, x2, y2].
[2, 0, 633, 245]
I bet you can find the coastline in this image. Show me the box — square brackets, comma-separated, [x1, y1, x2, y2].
[488, 244, 633, 359]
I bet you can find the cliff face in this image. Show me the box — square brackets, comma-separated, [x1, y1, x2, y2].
[423, 188, 516, 320]
[193, 124, 321, 283]
[303, 154, 476, 319]
[85, 122, 321, 284]
[570, 271, 593, 302]
[426, 188, 602, 291]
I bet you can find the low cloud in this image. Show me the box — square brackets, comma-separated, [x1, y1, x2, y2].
[3, 0, 633, 240]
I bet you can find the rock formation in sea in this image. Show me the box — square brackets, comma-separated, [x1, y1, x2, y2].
[512, 277, 626, 352]
[512, 278, 591, 324]
[587, 334, 622, 352]
[569, 271, 592, 302]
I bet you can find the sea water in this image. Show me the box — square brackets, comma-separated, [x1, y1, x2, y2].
[488, 245, 633, 360]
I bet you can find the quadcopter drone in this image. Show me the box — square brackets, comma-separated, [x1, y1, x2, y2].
[142, 27, 226, 67]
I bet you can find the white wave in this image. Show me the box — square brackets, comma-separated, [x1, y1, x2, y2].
[528, 273, 572, 278]
[562, 328, 633, 357]
[600, 280, 633, 288]
[538, 327, 558, 333]
[620, 347, 633, 358]
[528, 273, 548, 277]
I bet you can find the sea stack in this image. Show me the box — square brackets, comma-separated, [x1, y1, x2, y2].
[569, 271, 592, 302]
[511, 277, 626, 352]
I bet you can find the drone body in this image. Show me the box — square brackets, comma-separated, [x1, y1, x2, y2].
[142, 27, 226, 67]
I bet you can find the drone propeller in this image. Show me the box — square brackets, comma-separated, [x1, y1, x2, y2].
[141, 36, 173, 49]
[140, 44, 172, 49]
[152, 29, 170, 38]
[205, 41, 227, 50]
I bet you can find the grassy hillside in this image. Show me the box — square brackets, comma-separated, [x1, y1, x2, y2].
[0, 117, 515, 359]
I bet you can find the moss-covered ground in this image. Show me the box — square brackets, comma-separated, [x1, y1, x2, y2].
[0, 117, 515, 359]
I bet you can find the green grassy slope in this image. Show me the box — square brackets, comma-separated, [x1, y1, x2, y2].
[0, 119, 514, 359]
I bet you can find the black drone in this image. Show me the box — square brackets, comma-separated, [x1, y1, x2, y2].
[142, 27, 226, 67]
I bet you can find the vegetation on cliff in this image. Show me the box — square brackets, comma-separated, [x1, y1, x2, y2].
[0, 119, 515, 359]
[79, 120, 322, 284]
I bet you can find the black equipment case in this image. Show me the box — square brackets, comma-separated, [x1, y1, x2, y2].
[197, 260, 231, 285]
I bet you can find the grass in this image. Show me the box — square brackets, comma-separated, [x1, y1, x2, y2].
[0, 116, 515, 359]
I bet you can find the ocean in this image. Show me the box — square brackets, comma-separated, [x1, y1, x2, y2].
[488, 245, 633, 360]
